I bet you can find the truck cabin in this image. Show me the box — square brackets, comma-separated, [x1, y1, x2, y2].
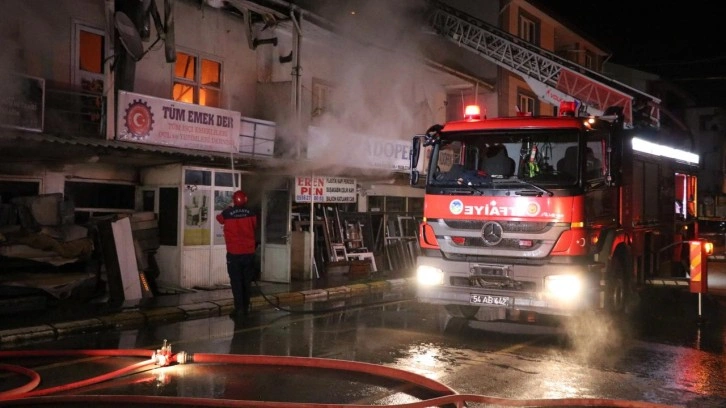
[411, 111, 613, 195]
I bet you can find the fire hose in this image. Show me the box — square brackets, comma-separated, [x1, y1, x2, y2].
[252, 279, 408, 315]
[0, 344, 680, 407]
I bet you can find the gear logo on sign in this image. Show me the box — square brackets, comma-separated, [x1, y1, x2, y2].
[124, 99, 154, 140]
[449, 199, 463, 215]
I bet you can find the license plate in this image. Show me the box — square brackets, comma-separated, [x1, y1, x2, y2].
[470, 294, 511, 306]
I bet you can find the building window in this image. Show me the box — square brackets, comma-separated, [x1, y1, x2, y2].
[584, 51, 594, 70]
[72, 23, 105, 92]
[65, 181, 135, 212]
[173, 51, 222, 107]
[65, 180, 135, 223]
[518, 13, 538, 45]
[0, 179, 41, 205]
[518, 92, 536, 115]
[311, 79, 334, 122]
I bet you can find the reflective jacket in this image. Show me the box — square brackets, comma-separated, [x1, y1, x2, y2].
[216, 206, 257, 255]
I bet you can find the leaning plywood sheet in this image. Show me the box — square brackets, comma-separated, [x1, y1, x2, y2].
[110, 217, 143, 301]
[99, 217, 143, 302]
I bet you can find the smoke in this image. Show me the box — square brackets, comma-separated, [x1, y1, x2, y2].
[560, 312, 631, 365]
[269, 0, 448, 177]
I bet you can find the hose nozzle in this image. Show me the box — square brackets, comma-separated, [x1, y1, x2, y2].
[152, 339, 173, 366]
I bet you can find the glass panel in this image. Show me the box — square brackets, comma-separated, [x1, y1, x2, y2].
[183, 189, 211, 246]
[65, 181, 135, 209]
[215, 172, 235, 187]
[173, 82, 195, 103]
[184, 169, 212, 186]
[0, 180, 40, 204]
[175, 52, 196, 80]
[142, 190, 155, 212]
[386, 196, 405, 212]
[265, 190, 290, 245]
[213, 190, 233, 245]
[201, 59, 220, 87]
[159, 187, 179, 246]
[200, 88, 220, 107]
[429, 130, 579, 187]
[585, 138, 604, 180]
[79, 30, 104, 74]
[368, 196, 384, 212]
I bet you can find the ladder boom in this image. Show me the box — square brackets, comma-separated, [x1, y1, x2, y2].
[428, 0, 660, 127]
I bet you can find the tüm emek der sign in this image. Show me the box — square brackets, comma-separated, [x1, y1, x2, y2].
[162, 106, 235, 128]
[116, 91, 241, 154]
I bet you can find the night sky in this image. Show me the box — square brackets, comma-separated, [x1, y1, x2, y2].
[544, 1, 726, 104]
[294, 0, 725, 105]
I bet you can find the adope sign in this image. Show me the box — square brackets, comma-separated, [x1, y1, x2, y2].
[295, 176, 357, 203]
[117, 91, 240, 153]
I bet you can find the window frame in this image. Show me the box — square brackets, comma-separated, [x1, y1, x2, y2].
[517, 90, 537, 115]
[311, 78, 335, 123]
[71, 21, 106, 90]
[0, 177, 42, 205]
[584, 51, 595, 70]
[518, 12, 539, 45]
[64, 179, 136, 213]
[172, 49, 223, 108]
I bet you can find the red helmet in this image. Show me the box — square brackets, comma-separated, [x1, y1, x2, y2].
[232, 190, 247, 206]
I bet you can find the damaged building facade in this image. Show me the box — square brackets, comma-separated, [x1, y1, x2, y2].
[1, 0, 625, 310]
[0, 0, 500, 307]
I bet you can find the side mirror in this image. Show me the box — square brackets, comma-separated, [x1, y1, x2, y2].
[410, 170, 420, 186]
[410, 135, 422, 169]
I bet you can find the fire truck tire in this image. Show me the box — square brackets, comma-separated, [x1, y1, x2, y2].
[604, 255, 634, 315]
[445, 305, 479, 319]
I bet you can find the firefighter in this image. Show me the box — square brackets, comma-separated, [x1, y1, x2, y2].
[216, 190, 257, 318]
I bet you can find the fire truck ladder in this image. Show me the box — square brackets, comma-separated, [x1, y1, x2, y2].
[428, 0, 661, 128]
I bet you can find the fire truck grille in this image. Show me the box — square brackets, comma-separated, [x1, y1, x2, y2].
[443, 220, 551, 233]
[462, 237, 543, 249]
[450, 276, 536, 291]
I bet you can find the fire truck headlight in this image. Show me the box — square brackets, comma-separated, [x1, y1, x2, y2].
[545, 275, 582, 300]
[417, 265, 444, 286]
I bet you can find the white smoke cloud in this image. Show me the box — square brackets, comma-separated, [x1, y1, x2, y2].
[266, 0, 452, 177]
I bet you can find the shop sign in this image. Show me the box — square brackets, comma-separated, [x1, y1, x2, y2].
[0, 72, 44, 132]
[295, 176, 357, 203]
[307, 127, 411, 172]
[117, 91, 240, 153]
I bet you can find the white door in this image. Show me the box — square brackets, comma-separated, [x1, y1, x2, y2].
[261, 188, 291, 282]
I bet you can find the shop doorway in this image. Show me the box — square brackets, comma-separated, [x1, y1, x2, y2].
[261, 188, 291, 282]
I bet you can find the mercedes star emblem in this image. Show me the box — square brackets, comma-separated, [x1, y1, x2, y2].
[481, 221, 504, 246]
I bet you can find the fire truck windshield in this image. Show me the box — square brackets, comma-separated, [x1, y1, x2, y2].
[426, 129, 581, 189]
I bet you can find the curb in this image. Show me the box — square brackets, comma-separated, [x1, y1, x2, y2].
[0, 278, 415, 346]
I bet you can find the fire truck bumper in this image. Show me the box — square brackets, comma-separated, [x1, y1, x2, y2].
[415, 255, 593, 316]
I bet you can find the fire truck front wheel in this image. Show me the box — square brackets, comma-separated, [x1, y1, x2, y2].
[604, 255, 631, 314]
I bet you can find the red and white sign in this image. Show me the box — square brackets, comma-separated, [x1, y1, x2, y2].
[117, 91, 240, 153]
[424, 195, 576, 221]
[295, 176, 357, 203]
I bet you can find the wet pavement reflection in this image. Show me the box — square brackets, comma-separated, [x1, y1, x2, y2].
[2, 288, 725, 407]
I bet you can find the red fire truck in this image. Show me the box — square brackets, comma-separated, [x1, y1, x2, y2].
[409, 103, 710, 320]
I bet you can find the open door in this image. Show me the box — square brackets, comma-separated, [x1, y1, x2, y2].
[261, 187, 291, 282]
